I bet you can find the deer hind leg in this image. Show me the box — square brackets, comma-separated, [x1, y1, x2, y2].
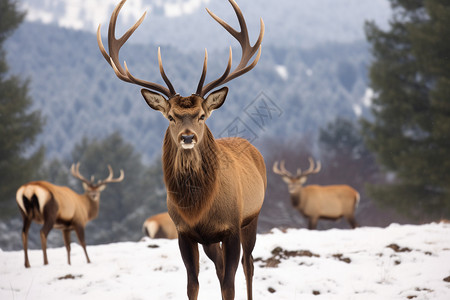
[347, 215, 358, 229]
[40, 199, 58, 266]
[241, 216, 259, 300]
[178, 233, 200, 300]
[203, 243, 224, 284]
[62, 229, 71, 265]
[74, 224, 90, 263]
[221, 231, 241, 300]
[308, 217, 318, 230]
[21, 212, 32, 268]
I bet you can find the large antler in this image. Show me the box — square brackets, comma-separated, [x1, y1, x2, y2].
[298, 157, 322, 177]
[71, 163, 124, 187]
[71, 162, 92, 186]
[97, 0, 176, 98]
[96, 165, 125, 186]
[273, 160, 294, 178]
[196, 0, 265, 97]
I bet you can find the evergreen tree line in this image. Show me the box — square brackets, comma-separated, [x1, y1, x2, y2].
[362, 0, 450, 219]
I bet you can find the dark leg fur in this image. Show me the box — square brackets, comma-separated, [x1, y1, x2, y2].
[308, 217, 318, 230]
[347, 216, 358, 229]
[241, 217, 258, 300]
[178, 233, 200, 300]
[203, 243, 224, 284]
[62, 229, 71, 265]
[40, 200, 58, 265]
[74, 224, 90, 263]
[221, 232, 241, 300]
[21, 212, 32, 268]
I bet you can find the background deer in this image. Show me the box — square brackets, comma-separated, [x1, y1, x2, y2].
[273, 158, 359, 229]
[97, 0, 265, 299]
[16, 163, 124, 268]
[143, 212, 177, 239]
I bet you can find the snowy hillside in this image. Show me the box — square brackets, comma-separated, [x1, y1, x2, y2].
[22, 0, 211, 29]
[1, 223, 449, 299]
[19, 0, 391, 50]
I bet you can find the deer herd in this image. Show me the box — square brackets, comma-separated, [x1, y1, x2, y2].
[13, 0, 360, 299]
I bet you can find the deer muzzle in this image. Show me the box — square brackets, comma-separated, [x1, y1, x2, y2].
[180, 134, 196, 149]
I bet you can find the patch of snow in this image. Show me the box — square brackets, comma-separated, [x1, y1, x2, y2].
[1, 223, 450, 299]
[353, 104, 362, 117]
[362, 88, 374, 107]
[165, 0, 210, 18]
[275, 65, 289, 80]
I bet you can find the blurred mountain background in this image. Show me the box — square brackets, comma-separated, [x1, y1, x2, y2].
[4, 0, 445, 250]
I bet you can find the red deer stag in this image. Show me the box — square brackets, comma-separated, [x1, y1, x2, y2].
[143, 212, 178, 239]
[273, 158, 359, 229]
[16, 163, 124, 268]
[97, 0, 266, 299]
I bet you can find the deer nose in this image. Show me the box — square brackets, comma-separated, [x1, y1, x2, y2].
[181, 134, 195, 144]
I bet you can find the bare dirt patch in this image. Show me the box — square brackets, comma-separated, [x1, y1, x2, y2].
[255, 246, 320, 268]
[57, 274, 82, 280]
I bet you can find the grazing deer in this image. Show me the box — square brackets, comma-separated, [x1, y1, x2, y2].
[16, 163, 124, 268]
[143, 212, 178, 239]
[273, 158, 359, 229]
[97, 0, 266, 299]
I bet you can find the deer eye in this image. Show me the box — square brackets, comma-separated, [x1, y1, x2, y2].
[168, 115, 175, 122]
[199, 114, 205, 121]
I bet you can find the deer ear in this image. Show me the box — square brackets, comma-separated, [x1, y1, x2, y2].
[204, 87, 228, 113]
[281, 176, 291, 184]
[97, 185, 107, 192]
[141, 89, 169, 114]
[82, 182, 89, 191]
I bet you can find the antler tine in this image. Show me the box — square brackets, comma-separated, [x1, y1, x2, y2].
[98, 165, 125, 185]
[272, 161, 284, 176]
[199, 0, 265, 97]
[302, 157, 322, 176]
[273, 160, 293, 177]
[279, 160, 294, 177]
[97, 0, 176, 98]
[197, 47, 232, 96]
[70, 162, 91, 185]
[195, 49, 208, 95]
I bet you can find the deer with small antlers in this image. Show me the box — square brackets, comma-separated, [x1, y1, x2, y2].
[16, 163, 124, 268]
[273, 158, 359, 229]
[143, 212, 178, 239]
[98, 0, 266, 299]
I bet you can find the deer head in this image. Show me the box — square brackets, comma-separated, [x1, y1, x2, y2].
[70, 162, 124, 201]
[97, 0, 264, 151]
[273, 157, 321, 194]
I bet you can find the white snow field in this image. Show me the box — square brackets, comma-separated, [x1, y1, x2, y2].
[1, 223, 449, 299]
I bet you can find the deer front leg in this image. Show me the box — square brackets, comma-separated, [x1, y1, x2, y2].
[62, 229, 71, 265]
[74, 224, 90, 263]
[221, 232, 241, 300]
[203, 243, 224, 284]
[178, 233, 200, 300]
[21, 215, 32, 268]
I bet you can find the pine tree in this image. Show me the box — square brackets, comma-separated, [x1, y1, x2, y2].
[0, 0, 44, 216]
[362, 0, 450, 219]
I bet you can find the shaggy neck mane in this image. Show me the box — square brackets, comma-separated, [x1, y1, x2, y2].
[162, 126, 219, 219]
[290, 192, 300, 207]
[86, 196, 100, 220]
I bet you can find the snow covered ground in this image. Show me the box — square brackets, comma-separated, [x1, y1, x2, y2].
[1, 223, 449, 300]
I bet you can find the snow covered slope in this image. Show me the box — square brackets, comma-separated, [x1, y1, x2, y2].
[1, 223, 449, 299]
